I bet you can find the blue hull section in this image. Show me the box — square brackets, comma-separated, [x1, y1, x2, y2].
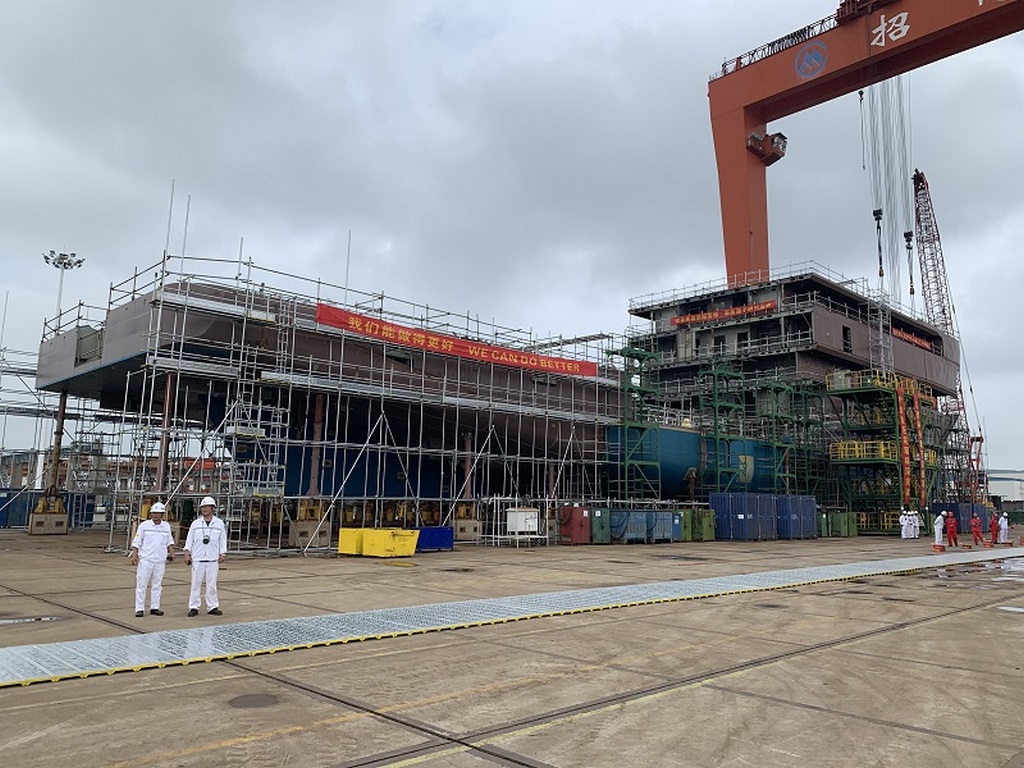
[607, 426, 777, 499]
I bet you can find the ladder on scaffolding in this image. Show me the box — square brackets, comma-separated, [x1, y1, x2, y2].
[226, 340, 289, 548]
[867, 295, 893, 373]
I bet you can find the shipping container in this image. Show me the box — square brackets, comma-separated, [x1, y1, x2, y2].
[694, 508, 715, 541]
[776, 495, 817, 540]
[362, 528, 419, 557]
[649, 511, 673, 542]
[828, 511, 858, 537]
[414, 526, 454, 552]
[338, 527, 366, 555]
[712, 493, 778, 541]
[671, 511, 685, 542]
[611, 510, 646, 543]
[558, 506, 591, 545]
[0, 490, 96, 529]
[590, 508, 611, 544]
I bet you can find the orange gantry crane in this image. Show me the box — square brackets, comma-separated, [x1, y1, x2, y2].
[709, 0, 1024, 285]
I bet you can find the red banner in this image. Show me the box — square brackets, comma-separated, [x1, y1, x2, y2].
[892, 327, 932, 351]
[315, 304, 598, 377]
[670, 300, 777, 326]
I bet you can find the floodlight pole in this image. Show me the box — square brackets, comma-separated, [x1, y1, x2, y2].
[43, 250, 85, 317]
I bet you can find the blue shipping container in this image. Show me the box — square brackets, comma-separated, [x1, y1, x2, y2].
[610, 510, 648, 542]
[713, 492, 781, 541]
[414, 526, 454, 552]
[776, 495, 817, 540]
[649, 511, 673, 542]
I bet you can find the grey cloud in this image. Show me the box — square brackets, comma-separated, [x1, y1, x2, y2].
[0, 1, 1021, 466]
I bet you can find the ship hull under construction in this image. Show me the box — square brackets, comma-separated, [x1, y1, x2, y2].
[23, 257, 981, 545]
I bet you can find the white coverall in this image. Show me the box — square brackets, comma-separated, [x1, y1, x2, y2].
[131, 519, 174, 612]
[999, 516, 1009, 544]
[183, 516, 227, 611]
[933, 515, 944, 546]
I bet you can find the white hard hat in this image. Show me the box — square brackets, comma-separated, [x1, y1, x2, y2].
[150, 502, 166, 515]
[1002, 512, 1008, 517]
[941, 511, 947, 516]
[200, 496, 216, 508]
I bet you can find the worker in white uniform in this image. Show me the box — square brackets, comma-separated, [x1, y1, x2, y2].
[933, 511, 946, 546]
[998, 512, 1010, 544]
[183, 496, 227, 616]
[129, 502, 175, 617]
[899, 509, 910, 539]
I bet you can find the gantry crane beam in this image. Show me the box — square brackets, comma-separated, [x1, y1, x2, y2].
[709, 0, 1024, 285]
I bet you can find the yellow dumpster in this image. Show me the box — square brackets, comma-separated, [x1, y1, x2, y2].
[337, 527, 367, 555]
[362, 528, 419, 558]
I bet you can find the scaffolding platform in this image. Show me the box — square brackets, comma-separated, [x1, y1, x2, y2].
[24, 255, 622, 553]
[2, 547, 1021, 688]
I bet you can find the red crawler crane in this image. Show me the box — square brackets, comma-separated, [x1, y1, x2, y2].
[912, 169, 987, 503]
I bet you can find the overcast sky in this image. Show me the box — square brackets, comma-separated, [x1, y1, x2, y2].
[1, 1, 1022, 474]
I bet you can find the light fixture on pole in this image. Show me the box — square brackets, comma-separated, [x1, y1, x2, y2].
[43, 250, 85, 317]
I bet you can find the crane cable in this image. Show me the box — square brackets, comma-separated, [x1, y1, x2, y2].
[863, 78, 986, 488]
[860, 77, 915, 303]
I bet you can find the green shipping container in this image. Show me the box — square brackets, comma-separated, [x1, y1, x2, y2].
[692, 509, 715, 542]
[704, 510, 717, 541]
[678, 508, 693, 542]
[828, 511, 858, 538]
[590, 508, 611, 544]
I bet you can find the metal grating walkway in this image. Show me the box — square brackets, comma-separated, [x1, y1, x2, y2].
[2, 548, 1021, 688]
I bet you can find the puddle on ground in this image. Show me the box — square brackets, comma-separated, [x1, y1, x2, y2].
[932, 559, 1024, 580]
[229, 693, 280, 708]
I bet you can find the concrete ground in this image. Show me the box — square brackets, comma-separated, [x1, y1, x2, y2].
[0, 529, 1022, 768]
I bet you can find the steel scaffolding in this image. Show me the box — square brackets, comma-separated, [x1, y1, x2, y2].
[826, 369, 942, 533]
[31, 255, 625, 550]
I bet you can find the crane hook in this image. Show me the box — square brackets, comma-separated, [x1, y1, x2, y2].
[873, 208, 884, 278]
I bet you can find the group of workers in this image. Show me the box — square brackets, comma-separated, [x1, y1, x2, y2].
[128, 496, 228, 618]
[898, 510, 923, 539]
[929, 509, 1010, 549]
[898, 508, 1010, 548]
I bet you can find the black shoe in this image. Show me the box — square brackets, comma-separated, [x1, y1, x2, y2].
[135, 610, 144, 618]
[150, 609, 164, 616]
[208, 608, 222, 616]
[188, 608, 199, 617]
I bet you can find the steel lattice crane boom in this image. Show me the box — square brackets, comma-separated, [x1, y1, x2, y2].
[912, 170, 955, 336]
[912, 169, 985, 503]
